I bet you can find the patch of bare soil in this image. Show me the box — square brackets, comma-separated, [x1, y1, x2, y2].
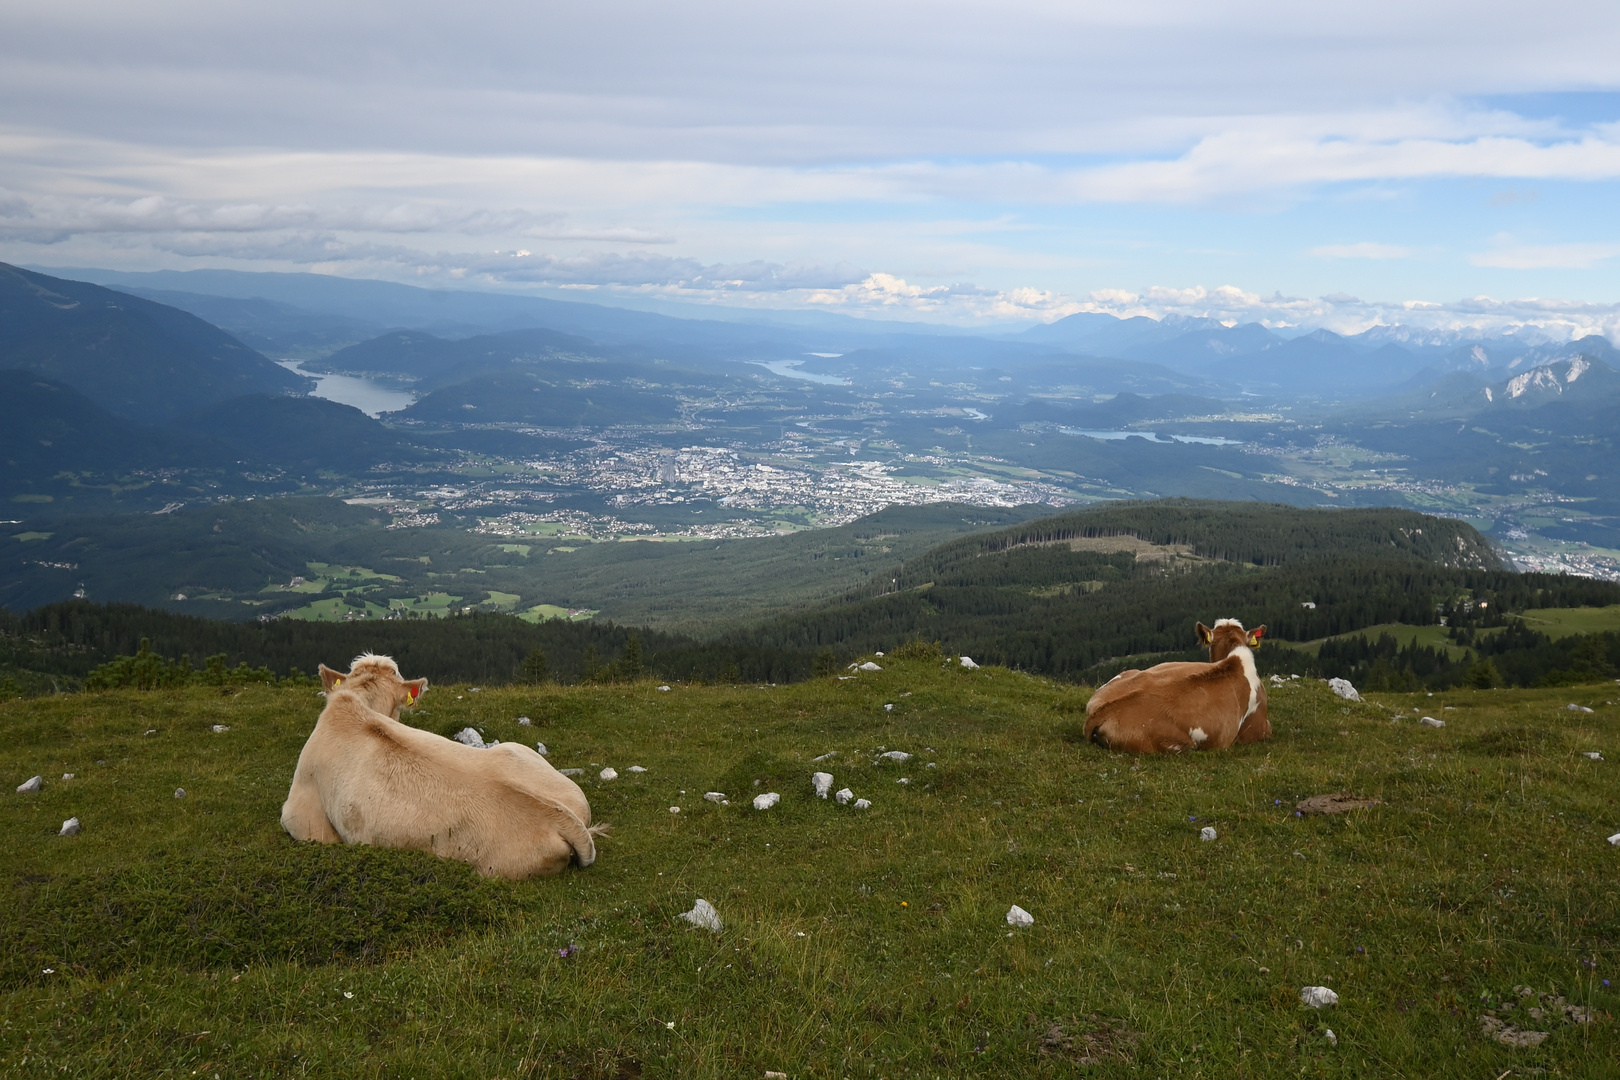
[1037, 1015, 1139, 1065]
[1295, 794, 1384, 815]
[1478, 985, 1600, 1048]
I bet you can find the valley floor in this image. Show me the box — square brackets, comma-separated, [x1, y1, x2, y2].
[2, 665, 1617, 1078]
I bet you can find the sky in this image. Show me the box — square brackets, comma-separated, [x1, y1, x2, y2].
[6, 1, 1620, 336]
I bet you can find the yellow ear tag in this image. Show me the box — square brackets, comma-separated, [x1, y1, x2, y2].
[333, 677, 342, 686]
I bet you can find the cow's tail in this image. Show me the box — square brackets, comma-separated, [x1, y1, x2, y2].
[552, 805, 601, 868]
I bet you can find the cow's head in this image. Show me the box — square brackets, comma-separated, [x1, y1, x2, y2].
[1196, 618, 1265, 662]
[319, 653, 428, 719]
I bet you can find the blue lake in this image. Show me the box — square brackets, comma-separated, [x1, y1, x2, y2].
[749, 359, 850, 385]
[277, 360, 417, 417]
[1059, 428, 1245, 446]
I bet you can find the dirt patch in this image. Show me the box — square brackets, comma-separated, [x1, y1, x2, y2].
[1295, 794, 1384, 815]
[1037, 1015, 1138, 1065]
[1061, 535, 1203, 563]
[1478, 985, 1599, 1048]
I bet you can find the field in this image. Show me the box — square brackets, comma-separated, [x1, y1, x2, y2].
[1290, 624, 1472, 660]
[2, 661, 1618, 1078]
[1510, 604, 1620, 640]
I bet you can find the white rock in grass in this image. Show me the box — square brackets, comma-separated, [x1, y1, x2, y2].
[517, 716, 532, 726]
[174, 788, 186, 798]
[812, 772, 834, 798]
[59, 817, 81, 837]
[599, 767, 619, 781]
[753, 792, 780, 810]
[1608, 832, 1620, 846]
[704, 791, 728, 804]
[858, 661, 882, 671]
[17, 775, 43, 794]
[883, 703, 893, 713]
[879, 750, 912, 763]
[835, 788, 854, 805]
[853, 798, 871, 810]
[1567, 703, 1594, 713]
[61, 773, 73, 781]
[1327, 678, 1361, 702]
[1006, 905, 1034, 927]
[628, 765, 647, 774]
[1200, 826, 1218, 841]
[680, 898, 722, 932]
[560, 768, 584, 777]
[535, 742, 548, 756]
[1421, 716, 1445, 728]
[658, 685, 671, 692]
[959, 656, 979, 669]
[669, 806, 681, 814]
[811, 751, 837, 762]
[211, 724, 230, 733]
[1583, 752, 1603, 761]
[453, 728, 487, 748]
[1300, 986, 1339, 1008]
[1324, 1029, 1337, 1046]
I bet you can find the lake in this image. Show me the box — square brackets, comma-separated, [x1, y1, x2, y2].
[1059, 428, 1245, 446]
[276, 360, 417, 417]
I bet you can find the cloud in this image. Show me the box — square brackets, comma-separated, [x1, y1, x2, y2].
[1469, 242, 1620, 269]
[1310, 242, 1412, 259]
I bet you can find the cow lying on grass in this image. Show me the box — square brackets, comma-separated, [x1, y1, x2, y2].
[280, 654, 602, 878]
[1082, 619, 1271, 754]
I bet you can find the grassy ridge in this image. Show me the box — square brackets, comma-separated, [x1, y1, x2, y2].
[2, 663, 1618, 1077]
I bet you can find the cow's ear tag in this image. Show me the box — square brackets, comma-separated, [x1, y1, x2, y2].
[407, 684, 420, 703]
[1248, 629, 1265, 647]
[333, 677, 343, 686]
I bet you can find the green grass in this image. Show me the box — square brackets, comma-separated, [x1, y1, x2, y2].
[2, 665, 1618, 1077]
[1290, 623, 1475, 660]
[1510, 604, 1620, 639]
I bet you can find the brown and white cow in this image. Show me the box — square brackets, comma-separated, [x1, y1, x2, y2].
[1082, 618, 1271, 754]
[281, 654, 602, 878]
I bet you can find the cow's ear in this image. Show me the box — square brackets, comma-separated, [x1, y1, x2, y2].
[319, 664, 345, 692]
[1195, 622, 1213, 645]
[1248, 625, 1267, 648]
[404, 678, 428, 704]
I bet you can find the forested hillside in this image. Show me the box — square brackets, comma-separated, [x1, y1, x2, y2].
[736, 501, 1618, 679]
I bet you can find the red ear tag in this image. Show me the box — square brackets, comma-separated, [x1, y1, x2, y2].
[408, 684, 419, 703]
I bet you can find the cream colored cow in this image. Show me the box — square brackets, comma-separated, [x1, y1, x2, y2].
[281, 654, 602, 878]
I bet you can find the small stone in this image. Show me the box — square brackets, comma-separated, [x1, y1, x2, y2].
[452, 728, 487, 748]
[560, 768, 584, 777]
[657, 685, 671, 692]
[16, 775, 43, 794]
[858, 661, 882, 671]
[517, 716, 532, 726]
[1200, 826, 1217, 841]
[853, 798, 871, 810]
[679, 897, 722, 932]
[1421, 716, 1445, 728]
[61, 773, 73, 781]
[883, 703, 893, 712]
[535, 742, 548, 755]
[765, 1072, 788, 1079]
[812, 751, 837, 762]
[669, 806, 681, 814]
[628, 765, 647, 773]
[174, 788, 186, 798]
[59, 817, 81, 837]
[704, 791, 728, 804]
[897, 777, 910, 785]
[959, 655, 979, 669]
[211, 724, 230, 733]
[1608, 832, 1620, 846]
[1300, 986, 1339, 1008]
[879, 750, 912, 763]
[1567, 703, 1594, 713]
[599, 767, 619, 781]
[144, 728, 157, 735]
[835, 787, 854, 804]
[812, 772, 834, 798]
[1582, 751, 1603, 761]
[1324, 1029, 1337, 1046]
[1327, 678, 1360, 702]
[1006, 904, 1034, 927]
[926, 762, 937, 768]
[753, 792, 780, 810]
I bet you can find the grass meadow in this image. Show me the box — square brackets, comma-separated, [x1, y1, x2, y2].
[2, 658, 1617, 1078]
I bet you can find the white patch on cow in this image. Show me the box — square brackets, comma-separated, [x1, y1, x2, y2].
[1189, 727, 1208, 745]
[1232, 645, 1260, 725]
[1214, 618, 1245, 630]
